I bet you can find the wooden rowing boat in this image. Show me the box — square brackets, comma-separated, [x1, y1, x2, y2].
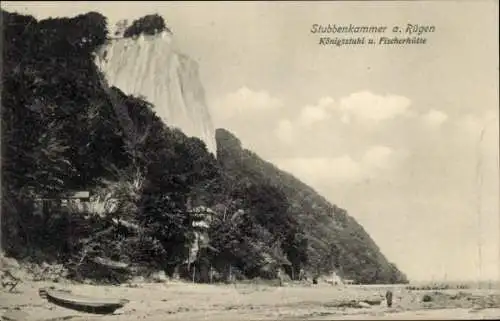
[39, 288, 129, 314]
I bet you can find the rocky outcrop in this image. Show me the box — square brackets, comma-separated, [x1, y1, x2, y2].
[95, 32, 216, 154]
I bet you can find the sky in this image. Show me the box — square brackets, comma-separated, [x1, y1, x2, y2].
[2, 1, 499, 283]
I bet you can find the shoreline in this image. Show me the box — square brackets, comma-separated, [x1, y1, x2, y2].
[2, 279, 499, 321]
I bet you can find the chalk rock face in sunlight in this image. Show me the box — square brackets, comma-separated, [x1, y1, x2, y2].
[95, 32, 217, 154]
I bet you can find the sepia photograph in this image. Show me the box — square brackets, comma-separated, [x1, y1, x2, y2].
[1, 1, 499, 320]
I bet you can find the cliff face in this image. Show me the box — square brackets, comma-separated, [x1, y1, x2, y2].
[94, 33, 216, 155]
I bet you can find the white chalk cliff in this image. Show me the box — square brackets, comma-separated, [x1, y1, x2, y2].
[94, 32, 217, 154]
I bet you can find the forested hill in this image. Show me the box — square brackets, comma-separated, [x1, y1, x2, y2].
[1, 10, 408, 284]
[216, 129, 408, 284]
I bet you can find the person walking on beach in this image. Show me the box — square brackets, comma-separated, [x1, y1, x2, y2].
[385, 290, 393, 307]
[277, 269, 283, 286]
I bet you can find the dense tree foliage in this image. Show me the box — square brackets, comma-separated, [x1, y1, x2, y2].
[123, 14, 171, 38]
[2, 10, 127, 195]
[1, 10, 132, 258]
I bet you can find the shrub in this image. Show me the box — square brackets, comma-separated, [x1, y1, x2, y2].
[422, 294, 433, 302]
[123, 14, 170, 38]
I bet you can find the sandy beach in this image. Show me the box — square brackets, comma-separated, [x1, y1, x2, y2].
[2, 279, 499, 321]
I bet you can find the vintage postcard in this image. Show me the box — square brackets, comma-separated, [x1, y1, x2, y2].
[1, 1, 498, 320]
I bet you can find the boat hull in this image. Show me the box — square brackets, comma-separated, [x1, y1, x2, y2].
[40, 288, 129, 314]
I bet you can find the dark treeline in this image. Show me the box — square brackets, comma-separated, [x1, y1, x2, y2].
[1, 10, 408, 284]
